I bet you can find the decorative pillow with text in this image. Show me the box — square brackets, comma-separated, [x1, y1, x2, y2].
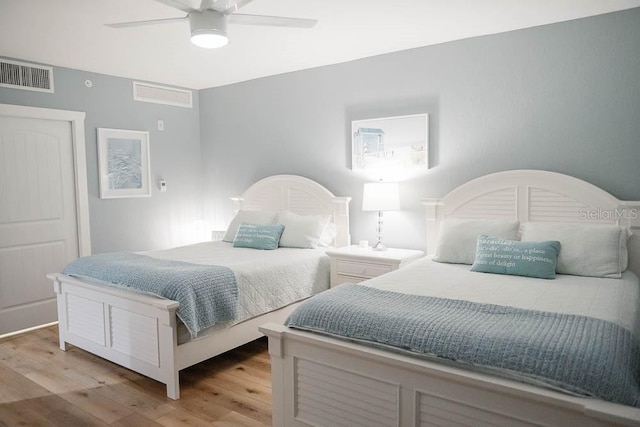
[233, 223, 285, 250]
[471, 235, 560, 279]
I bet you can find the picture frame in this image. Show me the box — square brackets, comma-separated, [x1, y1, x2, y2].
[97, 128, 151, 199]
[352, 113, 429, 174]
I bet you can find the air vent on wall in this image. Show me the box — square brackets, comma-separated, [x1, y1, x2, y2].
[0, 59, 54, 93]
[133, 81, 193, 108]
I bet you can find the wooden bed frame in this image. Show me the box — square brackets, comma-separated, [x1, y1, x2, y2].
[260, 170, 640, 426]
[47, 174, 351, 400]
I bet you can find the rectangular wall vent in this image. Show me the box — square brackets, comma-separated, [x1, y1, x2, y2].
[0, 59, 54, 93]
[133, 81, 193, 108]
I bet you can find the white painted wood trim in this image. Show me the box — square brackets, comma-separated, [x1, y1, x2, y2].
[0, 103, 91, 256]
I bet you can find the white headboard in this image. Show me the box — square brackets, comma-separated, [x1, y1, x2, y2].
[231, 175, 351, 248]
[423, 170, 640, 276]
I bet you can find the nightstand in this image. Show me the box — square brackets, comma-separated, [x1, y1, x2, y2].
[326, 246, 424, 287]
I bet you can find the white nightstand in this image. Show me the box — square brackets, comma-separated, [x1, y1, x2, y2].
[326, 246, 424, 287]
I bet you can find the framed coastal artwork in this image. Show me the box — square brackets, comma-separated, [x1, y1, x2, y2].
[352, 113, 429, 176]
[97, 128, 151, 199]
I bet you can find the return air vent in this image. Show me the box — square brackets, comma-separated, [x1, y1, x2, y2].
[133, 81, 193, 108]
[0, 59, 54, 93]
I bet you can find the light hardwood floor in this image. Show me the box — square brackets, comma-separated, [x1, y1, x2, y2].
[0, 325, 272, 426]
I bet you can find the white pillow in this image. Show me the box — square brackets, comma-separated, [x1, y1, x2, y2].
[278, 211, 330, 249]
[318, 221, 337, 247]
[520, 222, 631, 278]
[222, 210, 279, 243]
[433, 219, 520, 265]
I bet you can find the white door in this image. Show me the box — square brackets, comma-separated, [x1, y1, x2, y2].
[0, 112, 85, 335]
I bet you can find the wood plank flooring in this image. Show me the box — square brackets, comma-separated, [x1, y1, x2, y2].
[0, 326, 272, 426]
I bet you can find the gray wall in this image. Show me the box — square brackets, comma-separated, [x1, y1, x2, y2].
[199, 8, 640, 251]
[2, 8, 639, 255]
[0, 65, 204, 253]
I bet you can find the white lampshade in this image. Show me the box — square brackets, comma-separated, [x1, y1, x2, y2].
[362, 182, 400, 211]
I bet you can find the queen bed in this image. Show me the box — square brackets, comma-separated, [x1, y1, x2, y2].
[260, 170, 640, 426]
[47, 174, 351, 399]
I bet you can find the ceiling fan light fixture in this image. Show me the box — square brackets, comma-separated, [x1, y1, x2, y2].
[191, 31, 228, 48]
[189, 10, 228, 49]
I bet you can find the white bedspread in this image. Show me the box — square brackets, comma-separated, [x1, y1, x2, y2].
[363, 256, 640, 339]
[144, 241, 330, 343]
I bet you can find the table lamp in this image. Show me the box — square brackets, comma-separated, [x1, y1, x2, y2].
[362, 181, 400, 251]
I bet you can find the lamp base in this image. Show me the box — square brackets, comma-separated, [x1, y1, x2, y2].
[372, 241, 387, 251]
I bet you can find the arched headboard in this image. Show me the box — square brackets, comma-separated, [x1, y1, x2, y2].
[231, 175, 352, 248]
[423, 170, 640, 275]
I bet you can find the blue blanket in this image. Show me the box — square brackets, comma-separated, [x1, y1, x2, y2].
[63, 252, 238, 338]
[285, 284, 640, 407]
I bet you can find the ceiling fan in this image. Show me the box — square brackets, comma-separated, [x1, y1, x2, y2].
[106, 0, 317, 49]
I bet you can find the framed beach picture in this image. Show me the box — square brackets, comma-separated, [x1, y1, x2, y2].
[352, 113, 429, 176]
[97, 128, 151, 199]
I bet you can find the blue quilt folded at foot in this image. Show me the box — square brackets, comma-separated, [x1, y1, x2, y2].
[63, 252, 238, 338]
[285, 284, 640, 408]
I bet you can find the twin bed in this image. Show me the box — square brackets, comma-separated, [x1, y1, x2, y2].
[47, 174, 351, 399]
[261, 170, 640, 426]
[48, 170, 640, 426]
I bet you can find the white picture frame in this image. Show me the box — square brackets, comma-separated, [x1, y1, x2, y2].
[97, 128, 151, 199]
[352, 113, 429, 175]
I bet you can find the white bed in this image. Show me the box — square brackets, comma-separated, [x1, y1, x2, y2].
[260, 170, 640, 426]
[47, 174, 351, 399]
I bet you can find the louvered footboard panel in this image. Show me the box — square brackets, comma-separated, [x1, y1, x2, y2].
[295, 358, 399, 426]
[416, 390, 535, 427]
[66, 293, 106, 346]
[110, 306, 160, 366]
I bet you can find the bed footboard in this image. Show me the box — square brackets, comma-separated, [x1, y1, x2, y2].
[48, 273, 182, 399]
[259, 323, 640, 427]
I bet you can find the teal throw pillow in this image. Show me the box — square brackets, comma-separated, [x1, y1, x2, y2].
[470, 235, 561, 279]
[233, 223, 285, 250]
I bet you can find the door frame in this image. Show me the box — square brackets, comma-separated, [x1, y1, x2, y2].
[0, 103, 91, 256]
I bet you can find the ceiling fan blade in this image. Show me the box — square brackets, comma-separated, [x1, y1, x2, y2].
[229, 13, 317, 28]
[208, 0, 255, 13]
[155, 0, 198, 13]
[106, 16, 187, 29]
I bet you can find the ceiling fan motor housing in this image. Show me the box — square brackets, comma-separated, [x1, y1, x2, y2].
[190, 10, 228, 48]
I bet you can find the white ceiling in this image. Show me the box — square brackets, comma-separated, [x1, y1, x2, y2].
[2, 0, 639, 90]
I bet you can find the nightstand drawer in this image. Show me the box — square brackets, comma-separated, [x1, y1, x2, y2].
[335, 274, 367, 284]
[336, 259, 392, 278]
